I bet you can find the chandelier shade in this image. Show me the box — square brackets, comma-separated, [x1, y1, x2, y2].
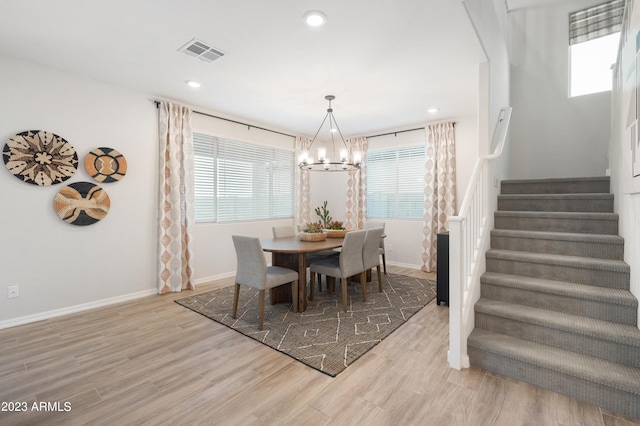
[298, 95, 361, 171]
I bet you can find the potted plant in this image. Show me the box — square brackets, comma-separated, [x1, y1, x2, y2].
[314, 201, 332, 229]
[299, 221, 327, 241]
[325, 220, 348, 238]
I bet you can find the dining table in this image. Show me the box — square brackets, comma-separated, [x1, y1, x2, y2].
[261, 236, 344, 312]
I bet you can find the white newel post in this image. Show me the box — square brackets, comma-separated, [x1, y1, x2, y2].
[447, 216, 466, 370]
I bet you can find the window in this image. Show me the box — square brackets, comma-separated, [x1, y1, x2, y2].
[193, 132, 294, 223]
[569, 0, 624, 97]
[366, 145, 425, 219]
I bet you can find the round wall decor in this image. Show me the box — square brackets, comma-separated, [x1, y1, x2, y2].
[84, 147, 127, 183]
[3, 130, 78, 186]
[53, 182, 110, 226]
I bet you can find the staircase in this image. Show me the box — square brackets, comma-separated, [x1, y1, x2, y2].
[467, 176, 640, 418]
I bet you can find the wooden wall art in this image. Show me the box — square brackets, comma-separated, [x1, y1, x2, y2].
[84, 147, 127, 183]
[2, 130, 78, 186]
[53, 182, 110, 226]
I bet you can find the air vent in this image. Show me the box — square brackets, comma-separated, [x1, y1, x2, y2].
[178, 38, 225, 63]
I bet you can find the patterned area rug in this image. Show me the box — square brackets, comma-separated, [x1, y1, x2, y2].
[175, 273, 436, 377]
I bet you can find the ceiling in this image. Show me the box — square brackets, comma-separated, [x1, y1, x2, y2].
[0, 1, 581, 137]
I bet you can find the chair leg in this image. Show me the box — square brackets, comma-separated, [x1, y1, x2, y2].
[292, 279, 299, 313]
[309, 272, 316, 301]
[258, 289, 266, 330]
[232, 283, 240, 319]
[341, 278, 348, 312]
[382, 253, 387, 274]
[376, 265, 383, 292]
[317, 273, 323, 292]
[361, 271, 367, 302]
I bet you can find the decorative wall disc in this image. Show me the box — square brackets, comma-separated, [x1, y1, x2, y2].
[53, 182, 110, 226]
[2, 130, 78, 186]
[84, 147, 127, 183]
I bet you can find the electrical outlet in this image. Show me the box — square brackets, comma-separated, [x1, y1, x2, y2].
[8, 285, 19, 299]
[494, 177, 499, 188]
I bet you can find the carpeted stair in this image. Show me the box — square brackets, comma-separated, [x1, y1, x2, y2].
[467, 176, 640, 418]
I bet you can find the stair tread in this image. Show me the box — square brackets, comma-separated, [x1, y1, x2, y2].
[495, 211, 619, 219]
[498, 193, 614, 199]
[490, 229, 624, 244]
[481, 272, 638, 307]
[468, 328, 640, 395]
[486, 249, 630, 272]
[475, 298, 640, 347]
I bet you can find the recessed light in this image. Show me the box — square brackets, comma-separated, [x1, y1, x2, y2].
[303, 10, 327, 27]
[428, 108, 439, 113]
[186, 80, 201, 88]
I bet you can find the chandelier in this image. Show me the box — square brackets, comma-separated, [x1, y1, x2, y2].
[298, 95, 362, 171]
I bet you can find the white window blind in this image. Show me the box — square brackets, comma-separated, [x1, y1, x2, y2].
[193, 132, 294, 223]
[366, 145, 425, 219]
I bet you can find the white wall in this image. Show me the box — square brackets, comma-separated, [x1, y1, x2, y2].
[0, 55, 158, 327]
[611, 1, 640, 322]
[506, 0, 611, 179]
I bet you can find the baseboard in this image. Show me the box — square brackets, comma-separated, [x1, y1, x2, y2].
[193, 270, 236, 285]
[0, 288, 157, 330]
[386, 260, 423, 270]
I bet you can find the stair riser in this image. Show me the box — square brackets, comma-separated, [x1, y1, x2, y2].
[500, 179, 610, 195]
[494, 215, 619, 234]
[486, 258, 630, 289]
[475, 312, 640, 368]
[490, 235, 624, 260]
[480, 283, 637, 325]
[498, 198, 613, 213]
[467, 347, 640, 419]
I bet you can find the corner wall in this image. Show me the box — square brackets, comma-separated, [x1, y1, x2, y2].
[506, 0, 611, 179]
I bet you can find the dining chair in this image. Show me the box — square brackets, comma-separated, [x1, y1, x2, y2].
[362, 227, 385, 300]
[309, 230, 366, 312]
[232, 235, 299, 330]
[365, 221, 387, 274]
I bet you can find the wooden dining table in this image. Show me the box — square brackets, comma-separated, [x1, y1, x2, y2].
[261, 236, 344, 312]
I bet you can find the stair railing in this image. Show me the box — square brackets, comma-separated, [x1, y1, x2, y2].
[447, 107, 512, 370]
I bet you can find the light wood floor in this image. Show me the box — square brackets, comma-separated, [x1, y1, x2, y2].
[1, 266, 639, 425]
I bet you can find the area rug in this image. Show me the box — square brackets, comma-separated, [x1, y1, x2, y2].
[175, 273, 436, 377]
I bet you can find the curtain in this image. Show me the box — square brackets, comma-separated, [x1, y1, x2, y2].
[345, 136, 368, 230]
[422, 122, 456, 272]
[294, 136, 312, 227]
[158, 102, 195, 294]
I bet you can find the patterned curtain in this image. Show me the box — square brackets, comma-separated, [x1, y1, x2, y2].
[345, 136, 368, 230]
[294, 136, 312, 227]
[422, 122, 456, 272]
[158, 102, 195, 294]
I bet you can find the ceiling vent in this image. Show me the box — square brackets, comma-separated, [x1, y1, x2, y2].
[178, 38, 225, 63]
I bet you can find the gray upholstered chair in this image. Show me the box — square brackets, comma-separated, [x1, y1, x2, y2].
[272, 225, 296, 238]
[365, 221, 386, 274]
[309, 230, 366, 312]
[232, 235, 299, 330]
[362, 227, 385, 298]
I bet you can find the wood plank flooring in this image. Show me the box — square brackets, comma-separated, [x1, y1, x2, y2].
[1, 266, 639, 425]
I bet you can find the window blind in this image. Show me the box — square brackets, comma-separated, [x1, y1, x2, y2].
[569, 0, 625, 45]
[193, 132, 294, 223]
[366, 145, 425, 219]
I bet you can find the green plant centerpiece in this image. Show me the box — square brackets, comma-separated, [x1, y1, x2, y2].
[314, 201, 349, 238]
[314, 201, 333, 229]
[299, 221, 327, 241]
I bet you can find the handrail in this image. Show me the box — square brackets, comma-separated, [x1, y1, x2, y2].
[447, 107, 512, 370]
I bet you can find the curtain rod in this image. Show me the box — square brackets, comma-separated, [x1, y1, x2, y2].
[154, 100, 296, 139]
[365, 121, 456, 139]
